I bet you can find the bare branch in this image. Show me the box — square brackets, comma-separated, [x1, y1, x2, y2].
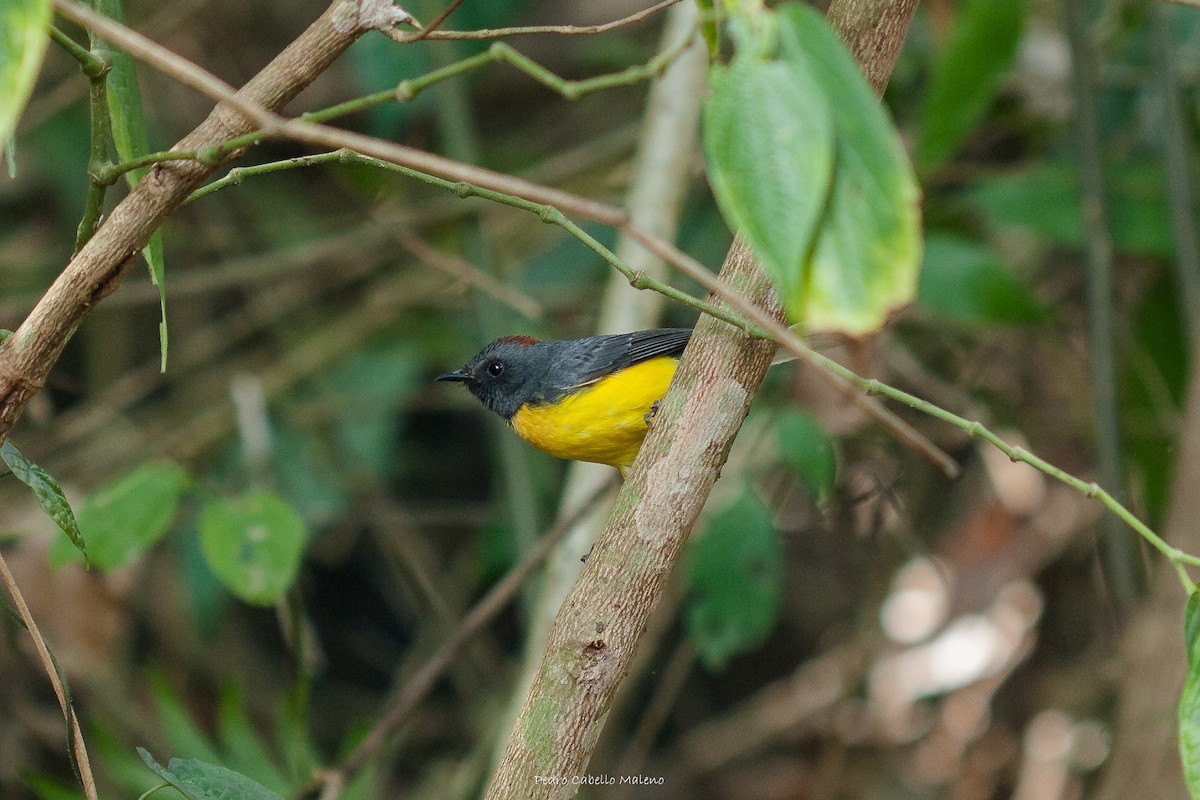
[382, 0, 681, 43]
[0, 0, 385, 445]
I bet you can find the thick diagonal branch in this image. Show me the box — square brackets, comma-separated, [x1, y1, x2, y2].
[0, 0, 408, 445]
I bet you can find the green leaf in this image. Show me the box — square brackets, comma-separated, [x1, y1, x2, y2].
[0, 0, 50, 145]
[137, 748, 285, 800]
[199, 490, 308, 605]
[1180, 591, 1200, 797]
[149, 670, 221, 764]
[703, 13, 836, 313]
[50, 461, 188, 569]
[775, 409, 836, 503]
[973, 161, 1174, 258]
[270, 428, 347, 529]
[685, 486, 783, 669]
[914, 0, 1027, 173]
[323, 341, 421, 479]
[1, 441, 88, 564]
[917, 232, 1045, 325]
[779, 3, 921, 334]
[709, 3, 920, 334]
[275, 681, 317, 783]
[215, 684, 290, 793]
[92, 0, 169, 370]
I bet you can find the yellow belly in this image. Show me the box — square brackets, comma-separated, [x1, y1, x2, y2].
[510, 356, 680, 470]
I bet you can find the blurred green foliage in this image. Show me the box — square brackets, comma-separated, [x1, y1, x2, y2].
[3, 0, 1200, 797]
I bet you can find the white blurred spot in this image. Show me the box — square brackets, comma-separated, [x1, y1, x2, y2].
[981, 431, 1047, 516]
[880, 557, 950, 644]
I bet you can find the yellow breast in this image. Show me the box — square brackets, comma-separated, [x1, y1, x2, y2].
[509, 356, 680, 470]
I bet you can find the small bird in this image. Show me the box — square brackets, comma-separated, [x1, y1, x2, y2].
[437, 328, 691, 474]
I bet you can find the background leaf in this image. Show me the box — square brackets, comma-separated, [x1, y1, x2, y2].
[149, 670, 222, 764]
[775, 408, 837, 503]
[914, 0, 1027, 173]
[199, 490, 308, 605]
[702, 15, 835, 310]
[0, 0, 51, 145]
[918, 232, 1046, 324]
[93, 0, 169, 370]
[50, 461, 188, 569]
[685, 486, 783, 669]
[972, 161, 1174, 258]
[1, 440, 87, 563]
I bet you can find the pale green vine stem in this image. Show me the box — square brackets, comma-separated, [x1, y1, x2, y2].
[99, 31, 695, 185]
[183, 147, 1200, 593]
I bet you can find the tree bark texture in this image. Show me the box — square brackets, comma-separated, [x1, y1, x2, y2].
[483, 1, 919, 797]
[0, 0, 404, 445]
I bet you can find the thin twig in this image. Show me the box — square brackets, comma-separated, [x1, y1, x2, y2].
[384, 0, 680, 43]
[387, 0, 462, 43]
[102, 31, 692, 184]
[388, 227, 544, 319]
[0, 552, 99, 800]
[48, 26, 108, 77]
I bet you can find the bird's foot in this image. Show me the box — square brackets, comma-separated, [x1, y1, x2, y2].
[644, 399, 662, 426]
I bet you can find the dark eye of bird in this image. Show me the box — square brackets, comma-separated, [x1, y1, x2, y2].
[486, 360, 504, 377]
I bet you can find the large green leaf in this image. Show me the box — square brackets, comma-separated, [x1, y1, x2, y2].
[703, 13, 835, 310]
[50, 461, 188, 569]
[1179, 591, 1200, 797]
[138, 748, 284, 800]
[0, 0, 50, 145]
[914, 0, 1027, 173]
[93, 0, 169, 370]
[199, 490, 308, 605]
[685, 486, 783, 669]
[1, 440, 88, 564]
[778, 3, 922, 334]
[705, 3, 921, 334]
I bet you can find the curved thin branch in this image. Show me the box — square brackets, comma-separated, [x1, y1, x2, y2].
[383, 0, 681, 43]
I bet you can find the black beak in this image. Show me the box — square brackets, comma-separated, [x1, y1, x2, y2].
[437, 368, 470, 383]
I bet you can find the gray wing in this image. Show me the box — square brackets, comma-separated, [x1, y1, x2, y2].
[566, 328, 692, 388]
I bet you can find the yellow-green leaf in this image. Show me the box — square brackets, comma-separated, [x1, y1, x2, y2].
[0, 0, 51, 144]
